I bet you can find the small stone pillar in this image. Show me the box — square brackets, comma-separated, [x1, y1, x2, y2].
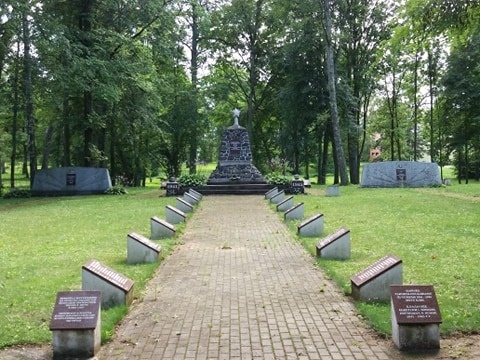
[165, 177, 180, 196]
[50, 290, 101, 359]
[390, 285, 442, 351]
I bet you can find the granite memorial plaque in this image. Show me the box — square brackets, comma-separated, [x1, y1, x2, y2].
[183, 191, 199, 205]
[391, 285, 442, 324]
[150, 216, 176, 239]
[50, 291, 101, 330]
[50, 290, 101, 359]
[166, 181, 180, 196]
[188, 188, 203, 199]
[290, 180, 304, 194]
[82, 260, 134, 308]
[351, 254, 403, 302]
[391, 285, 442, 350]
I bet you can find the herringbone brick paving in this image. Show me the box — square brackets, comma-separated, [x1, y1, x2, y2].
[97, 195, 402, 359]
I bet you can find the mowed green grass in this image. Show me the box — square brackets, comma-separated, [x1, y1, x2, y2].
[0, 188, 180, 348]
[290, 182, 480, 335]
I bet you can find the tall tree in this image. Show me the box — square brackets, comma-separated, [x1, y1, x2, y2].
[322, 0, 349, 185]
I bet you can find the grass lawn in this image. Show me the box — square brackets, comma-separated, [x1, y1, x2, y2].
[287, 181, 480, 336]
[0, 187, 181, 348]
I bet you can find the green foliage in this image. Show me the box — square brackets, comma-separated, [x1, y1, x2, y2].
[290, 184, 480, 335]
[2, 188, 31, 199]
[178, 173, 207, 187]
[0, 189, 179, 347]
[265, 173, 291, 186]
[104, 185, 128, 195]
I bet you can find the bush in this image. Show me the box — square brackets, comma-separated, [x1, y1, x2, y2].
[3, 188, 32, 199]
[265, 173, 291, 186]
[178, 174, 207, 187]
[105, 185, 128, 195]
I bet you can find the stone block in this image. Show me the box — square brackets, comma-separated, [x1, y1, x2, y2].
[150, 216, 176, 239]
[127, 232, 161, 264]
[276, 196, 294, 212]
[316, 227, 350, 259]
[165, 205, 186, 224]
[297, 214, 324, 237]
[176, 197, 194, 213]
[284, 203, 304, 220]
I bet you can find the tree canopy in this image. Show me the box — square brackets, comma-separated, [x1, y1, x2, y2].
[1, 0, 480, 187]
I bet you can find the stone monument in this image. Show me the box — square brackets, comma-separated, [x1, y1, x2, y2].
[208, 109, 266, 184]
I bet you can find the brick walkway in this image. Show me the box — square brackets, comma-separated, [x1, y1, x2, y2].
[97, 195, 401, 360]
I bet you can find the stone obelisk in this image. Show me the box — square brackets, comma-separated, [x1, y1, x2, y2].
[207, 109, 266, 184]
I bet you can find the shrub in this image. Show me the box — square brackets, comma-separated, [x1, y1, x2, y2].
[3, 188, 32, 199]
[178, 174, 207, 187]
[105, 185, 128, 195]
[265, 173, 291, 186]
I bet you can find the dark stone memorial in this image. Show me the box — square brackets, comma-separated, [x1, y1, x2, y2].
[208, 109, 266, 184]
[391, 285, 442, 350]
[50, 290, 101, 359]
[165, 178, 180, 196]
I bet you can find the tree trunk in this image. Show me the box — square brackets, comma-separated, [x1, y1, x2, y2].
[42, 126, 54, 169]
[322, 0, 349, 185]
[23, 11, 37, 187]
[189, 1, 199, 174]
[10, 40, 21, 188]
[79, 0, 95, 167]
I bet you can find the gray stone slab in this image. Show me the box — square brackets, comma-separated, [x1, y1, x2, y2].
[326, 185, 340, 196]
[297, 213, 324, 237]
[127, 232, 161, 264]
[183, 192, 199, 205]
[360, 161, 441, 188]
[32, 167, 112, 195]
[316, 227, 350, 259]
[276, 196, 294, 212]
[265, 187, 278, 200]
[166, 205, 186, 224]
[270, 190, 285, 204]
[150, 216, 176, 239]
[188, 188, 203, 199]
[351, 255, 402, 303]
[284, 202, 304, 220]
[176, 197, 194, 213]
[81, 260, 134, 309]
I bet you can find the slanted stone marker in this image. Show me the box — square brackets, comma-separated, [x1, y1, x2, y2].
[176, 197, 193, 213]
[265, 187, 279, 200]
[284, 202, 304, 221]
[188, 188, 203, 199]
[326, 184, 340, 197]
[183, 191, 199, 206]
[270, 190, 285, 204]
[208, 109, 266, 184]
[391, 285, 442, 350]
[316, 227, 350, 260]
[150, 216, 176, 239]
[127, 232, 162, 264]
[82, 259, 134, 309]
[297, 213, 324, 237]
[166, 205, 186, 224]
[165, 178, 180, 196]
[276, 196, 294, 212]
[351, 254, 402, 303]
[50, 290, 101, 359]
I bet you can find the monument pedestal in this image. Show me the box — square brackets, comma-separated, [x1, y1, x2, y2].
[208, 109, 266, 186]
